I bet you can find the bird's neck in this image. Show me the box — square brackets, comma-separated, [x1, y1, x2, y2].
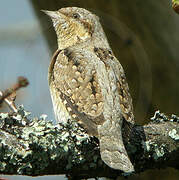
[57, 35, 78, 50]
[91, 22, 110, 49]
[91, 32, 110, 49]
[56, 28, 110, 50]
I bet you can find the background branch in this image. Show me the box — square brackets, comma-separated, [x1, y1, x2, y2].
[0, 77, 29, 112]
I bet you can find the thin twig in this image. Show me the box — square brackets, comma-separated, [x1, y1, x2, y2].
[0, 76, 29, 112]
[0, 91, 17, 112]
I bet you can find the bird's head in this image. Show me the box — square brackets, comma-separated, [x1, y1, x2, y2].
[42, 7, 102, 49]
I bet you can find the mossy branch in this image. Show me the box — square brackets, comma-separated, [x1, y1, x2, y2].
[0, 106, 178, 179]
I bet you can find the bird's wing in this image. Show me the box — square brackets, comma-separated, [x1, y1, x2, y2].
[48, 48, 105, 136]
[93, 47, 134, 172]
[94, 47, 134, 124]
[111, 57, 134, 124]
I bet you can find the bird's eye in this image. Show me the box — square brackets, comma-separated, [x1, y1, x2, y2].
[72, 13, 80, 19]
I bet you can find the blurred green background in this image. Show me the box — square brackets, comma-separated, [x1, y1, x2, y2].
[0, 0, 179, 179]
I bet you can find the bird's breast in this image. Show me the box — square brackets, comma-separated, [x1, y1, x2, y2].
[49, 83, 71, 123]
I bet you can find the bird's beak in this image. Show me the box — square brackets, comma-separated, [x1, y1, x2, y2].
[41, 10, 59, 19]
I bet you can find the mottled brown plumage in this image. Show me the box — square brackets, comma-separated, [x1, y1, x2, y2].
[43, 7, 134, 172]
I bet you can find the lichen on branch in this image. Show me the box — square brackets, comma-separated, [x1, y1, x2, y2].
[0, 106, 101, 177]
[0, 106, 179, 179]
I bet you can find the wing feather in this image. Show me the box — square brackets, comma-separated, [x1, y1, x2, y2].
[49, 48, 104, 136]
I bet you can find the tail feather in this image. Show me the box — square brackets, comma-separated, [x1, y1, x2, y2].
[97, 119, 134, 173]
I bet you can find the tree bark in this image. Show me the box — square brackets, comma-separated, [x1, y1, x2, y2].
[0, 107, 178, 179]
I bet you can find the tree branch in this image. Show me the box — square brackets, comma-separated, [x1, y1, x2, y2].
[0, 77, 29, 112]
[0, 106, 178, 179]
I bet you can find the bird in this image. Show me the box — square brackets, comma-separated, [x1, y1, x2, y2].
[42, 7, 135, 173]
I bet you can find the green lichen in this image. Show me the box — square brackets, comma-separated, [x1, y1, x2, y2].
[150, 110, 168, 123]
[142, 140, 151, 152]
[153, 145, 165, 160]
[170, 114, 179, 123]
[0, 105, 100, 175]
[142, 140, 165, 160]
[168, 129, 179, 140]
[0, 162, 6, 171]
[0, 113, 9, 119]
[17, 163, 32, 174]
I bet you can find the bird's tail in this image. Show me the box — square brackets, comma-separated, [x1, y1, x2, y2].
[97, 119, 134, 173]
